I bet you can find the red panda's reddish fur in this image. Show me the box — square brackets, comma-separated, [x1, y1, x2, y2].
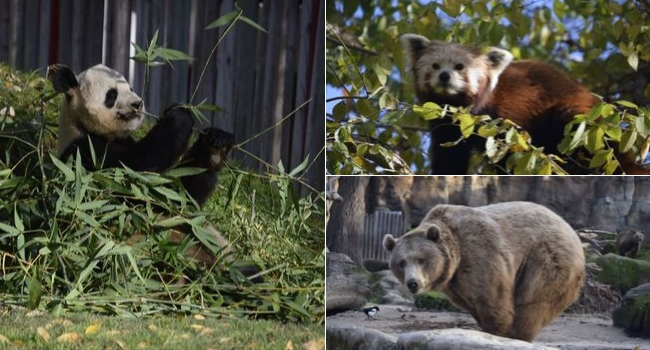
[402, 34, 646, 174]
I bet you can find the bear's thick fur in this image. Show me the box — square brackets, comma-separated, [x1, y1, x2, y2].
[383, 201, 585, 342]
[616, 230, 645, 258]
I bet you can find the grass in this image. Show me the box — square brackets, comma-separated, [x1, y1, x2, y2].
[0, 308, 323, 350]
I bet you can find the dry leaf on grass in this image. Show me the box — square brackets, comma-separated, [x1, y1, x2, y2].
[286, 340, 294, 350]
[0, 334, 9, 343]
[303, 337, 325, 350]
[193, 314, 206, 321]
[36, 327, 50, 341]
[85, 323, 101, 335]
[56, 332, 81, 343]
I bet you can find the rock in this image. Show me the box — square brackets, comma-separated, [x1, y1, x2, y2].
[367, 177, 650, 232]
[397, 329, 559, 349]
[567, 262, 622, 313]
[612, 283, 650, 338]
[363, 259, 389, 272]
[326, 253, 371, 314]
[372, 270, 413, 305]
[594, 253, 650, 293]
[326, 325, 396, 350]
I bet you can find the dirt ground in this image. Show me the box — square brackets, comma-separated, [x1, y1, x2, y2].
[326, 304, 650, 350]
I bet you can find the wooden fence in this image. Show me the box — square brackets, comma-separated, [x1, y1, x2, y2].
[362, 211, 404, 261]
[0, 0, 324, 191]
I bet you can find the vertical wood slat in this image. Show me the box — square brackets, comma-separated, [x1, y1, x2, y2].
[0, 1, 324, 191]
[362, 211, 404, 261]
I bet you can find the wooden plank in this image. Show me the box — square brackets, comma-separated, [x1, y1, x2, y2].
[9, 0, 24, 67]
[0, 1, 10, 63]
[22, 0, 39, 69]
[304, 0, 325, 191]
[290, 0, 312, 173]
[38, 0, 52, 68]
[212, 0, 235, 130]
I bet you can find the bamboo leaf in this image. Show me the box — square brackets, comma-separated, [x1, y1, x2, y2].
[238, 15, 267, 33]
[205, 11, 239, 30]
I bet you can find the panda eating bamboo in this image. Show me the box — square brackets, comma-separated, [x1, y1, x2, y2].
[48, 64, 240, 269]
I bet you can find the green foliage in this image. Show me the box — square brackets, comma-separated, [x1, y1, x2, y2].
[326, 0, 650, 174]
[0, 64, 324, 323]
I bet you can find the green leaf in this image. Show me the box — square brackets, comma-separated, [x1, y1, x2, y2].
[238, 15, 268, 33]
[620, 129, 638, 153]
[458, 114, 475, 138]
[50, 154, 75, 182]
[165, 167, 207, 178]
[289, 156, 310, 177]
[155, 216, 187, 228]
[153, 186, 184, 201]
[157, 48, 193, 61]
[27, 274, 42, 310]
[585, 126, 605, 153]
[205, 11, 239, 30]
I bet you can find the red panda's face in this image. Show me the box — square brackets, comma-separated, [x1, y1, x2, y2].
[414, 47, 481, 97]
[400, 34, 514, 104]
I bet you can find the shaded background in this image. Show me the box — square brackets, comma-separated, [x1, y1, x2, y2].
[0, 0, 324, 190]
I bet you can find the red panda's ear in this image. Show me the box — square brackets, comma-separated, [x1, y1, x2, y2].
[400, 34, 430, 68]
[481, 47, 513, 75]
[479, 47, 514, 90]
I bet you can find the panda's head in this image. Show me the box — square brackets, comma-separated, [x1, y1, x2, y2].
[49, 64, 144, 156]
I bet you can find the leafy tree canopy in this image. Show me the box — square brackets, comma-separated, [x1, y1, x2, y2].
[326, 0, 650, 174]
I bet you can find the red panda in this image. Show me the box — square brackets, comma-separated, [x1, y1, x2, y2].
[401, 34, 644, 174]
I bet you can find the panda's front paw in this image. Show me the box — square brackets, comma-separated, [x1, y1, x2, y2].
[160, 104, 195, 130]
[199, 127, 235, 170]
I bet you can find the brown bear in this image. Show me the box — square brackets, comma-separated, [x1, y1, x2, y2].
[383, 201, 585, 342]
[616, 230, 645, 258]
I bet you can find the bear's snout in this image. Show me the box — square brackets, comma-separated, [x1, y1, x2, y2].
[406, 279, 420, 294]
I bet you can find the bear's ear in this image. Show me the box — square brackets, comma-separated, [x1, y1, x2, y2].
[426, 225, 440, 242]
[383, 234, 397, 252]
[400, 34, 430, 69]
[48, 64, 80, 95]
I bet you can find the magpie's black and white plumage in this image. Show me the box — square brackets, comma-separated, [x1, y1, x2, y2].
[360, 306, 379, 319]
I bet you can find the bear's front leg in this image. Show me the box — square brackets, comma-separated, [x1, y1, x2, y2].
[180, 127, 235, 207]
[473, 283, 515, 338]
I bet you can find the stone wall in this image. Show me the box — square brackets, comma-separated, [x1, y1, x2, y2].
[366, 176, 650, 236]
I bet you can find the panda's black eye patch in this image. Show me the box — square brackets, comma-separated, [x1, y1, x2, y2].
[105, 88, 118, 108]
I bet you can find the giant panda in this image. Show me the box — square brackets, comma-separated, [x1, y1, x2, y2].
[49, 64, 234, 206]
[48, 64, 239, 269]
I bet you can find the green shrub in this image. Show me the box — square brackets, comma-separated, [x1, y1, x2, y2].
[0, 64, 324, 323]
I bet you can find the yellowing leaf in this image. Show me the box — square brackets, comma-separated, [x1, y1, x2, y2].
[56, 332, 81, 343]
[0, 334, 9, 343]
[193, 314, 206, 321]
[286, 340, 294, 350]
[148, 324, 158, 332]
[85, 323, 101, 335]
[36, 327, 50, 341]
[303, 338, 325, 350]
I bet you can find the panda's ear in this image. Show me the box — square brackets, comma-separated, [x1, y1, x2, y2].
[48, 64, 79, 95]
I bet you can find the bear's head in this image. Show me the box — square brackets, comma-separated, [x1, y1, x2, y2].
[48, 64, 145, 156]
[383, 222, 460, 295]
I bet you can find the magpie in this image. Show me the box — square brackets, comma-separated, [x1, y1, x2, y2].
[360, 306, 379, 319]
